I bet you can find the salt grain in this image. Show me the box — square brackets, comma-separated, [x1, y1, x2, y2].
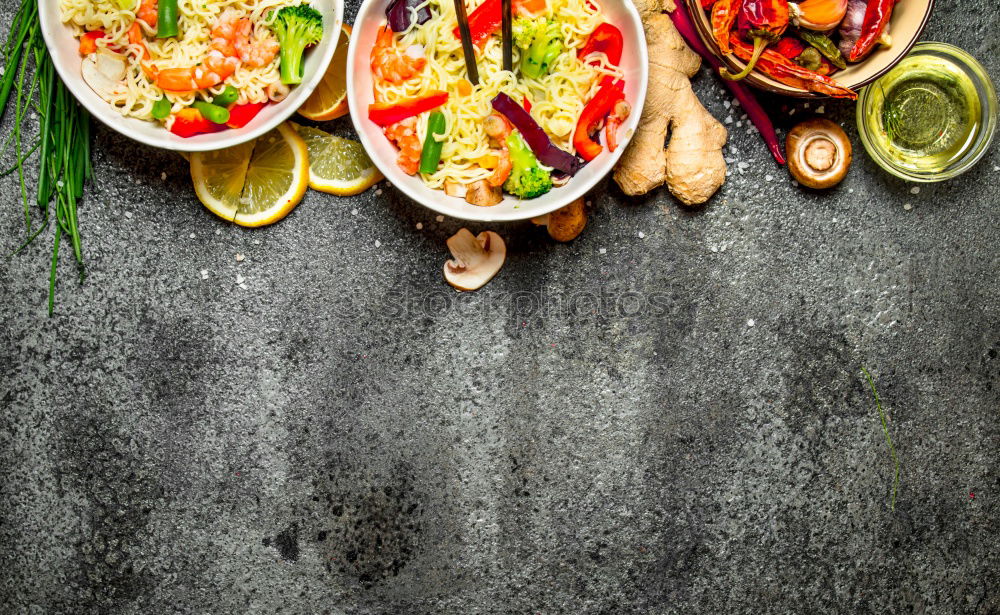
[436, 215, 444, 222]
[215, 229, 221, 235]
[200, 269, 208, 279]
[375, 189, 383, 196]
[725, 116, 733, 124]
[235, 253, 245, 262]
[189, 232, 195, 239]
[910, 186, 920, 194]
[638, 231, 645, 239]
[765, 174, 773, 182]
[816, 105, 825, 114]
[239, 283, 248, 290]
[351, 208, 358, 215]
[599, 247, 607, 254]
[736, 121, 742, 128]
[803, 102, 810, 109]
[161, 172, 167, 181]
[747, 319, 755, 327]
[124, 211, 132, 219]
[415, 222, 423, 230]
[236, 274, 245, 284]
[375, 239, 382, 248]
[903, 203, 912, 211]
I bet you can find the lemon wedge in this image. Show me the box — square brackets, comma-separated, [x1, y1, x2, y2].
[190, 122, 309, 227]
[294, 124, 383, 196]
[297, 23, 351, 122]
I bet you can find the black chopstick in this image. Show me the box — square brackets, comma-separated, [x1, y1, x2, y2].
[453, 0, 480, 85]
[501, 0, 512, 71]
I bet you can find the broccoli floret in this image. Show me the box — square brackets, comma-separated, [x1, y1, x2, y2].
[512, 18, 563, 79]
[272, 4, 324, 85]
[511, 17, 538, 50]
[503, 131, 553, 199]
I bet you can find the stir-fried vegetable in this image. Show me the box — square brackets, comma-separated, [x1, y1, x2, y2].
[573, 80, 625, 161]
[419, 111, 447, 174]
[157, 0, 179, 38]
[272, 4, 324, 85]
[212, 85, 239, 106]
[504, 131, 552, 198]
[192, 100, 231, 124]
[385, 0, 432, 32]
[151, 96, 171, 119]
[491, 92, 583, 176]
[368, 91, 448, 125]
[512, 17, 564, 78]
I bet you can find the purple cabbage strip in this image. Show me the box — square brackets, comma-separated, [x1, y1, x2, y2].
[385, 0, 432, 32]
[667, 5, 786, 165]
[491, 92, 585, 176]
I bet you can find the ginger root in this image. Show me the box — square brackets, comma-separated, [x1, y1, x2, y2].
[614, 0, 727, 205]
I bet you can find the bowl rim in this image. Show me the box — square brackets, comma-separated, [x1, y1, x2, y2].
[345, 0, 649, 222]
[683, 0, 935, 98]
[39, 0, 344, 152]
[855, 40, 999, 182]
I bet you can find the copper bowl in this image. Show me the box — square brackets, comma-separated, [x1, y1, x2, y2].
[683, 0, 935, 97]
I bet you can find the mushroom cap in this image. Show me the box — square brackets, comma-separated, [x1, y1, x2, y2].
[443, 228, 506, 291]
[786, 118, 852, 189]
[545, 198, 587, 242]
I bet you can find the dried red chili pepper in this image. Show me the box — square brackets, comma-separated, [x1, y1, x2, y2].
[848, 0, 894, 61]
[773, 36, 805, 59]
[711, 0, 739, 53]
[729, 33, 856, 98]
[720, 0, 790, 81]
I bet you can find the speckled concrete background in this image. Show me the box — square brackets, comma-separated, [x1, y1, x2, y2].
[2, 1, 998, 613]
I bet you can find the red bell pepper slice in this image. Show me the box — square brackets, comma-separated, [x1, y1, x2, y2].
[170, 108, 225, 138]
[226, 102, 267, 129]
[578, 23, 624, 67]
[79, 30, 106, 55]
[368, 91, 449, 126]
[572, 80, 625, 162]
[523, 96, 532, 113]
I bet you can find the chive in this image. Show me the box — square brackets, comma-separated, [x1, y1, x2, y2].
[152, 96, 171, 119]
[862, 367, 900, 511]
[193, 100, 230, 124]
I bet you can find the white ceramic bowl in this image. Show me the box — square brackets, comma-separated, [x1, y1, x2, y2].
[347, 0, 648, 222]
[39, 1, 343, 152]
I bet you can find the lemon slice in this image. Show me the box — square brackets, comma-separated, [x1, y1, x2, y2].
[297, 23, 351, 122]
[190, 122, 309, 227]
[294, 124, 383, 196]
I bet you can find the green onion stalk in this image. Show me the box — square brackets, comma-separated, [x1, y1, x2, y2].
[3, 0, 93, 314]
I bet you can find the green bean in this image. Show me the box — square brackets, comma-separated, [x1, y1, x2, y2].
[798, 30, 847, 70]
[192, 101, 230, 124]
[152, 96, 172, 119]
[419, 111, 447, 174]
[212, 85, 239, 106]
[157, 0, 179, 38]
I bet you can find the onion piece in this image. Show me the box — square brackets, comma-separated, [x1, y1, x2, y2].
[490, 92, 585, 176]
[385, 0, 432, 32]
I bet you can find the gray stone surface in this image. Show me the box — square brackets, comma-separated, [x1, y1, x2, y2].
[2, 1, 999, 613]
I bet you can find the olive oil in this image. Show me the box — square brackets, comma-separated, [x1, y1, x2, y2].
[863, 54, 982, 173]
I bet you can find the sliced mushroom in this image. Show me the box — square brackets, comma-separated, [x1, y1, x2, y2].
[786, 118, 852, 189]
[531, 198, 587, 242]
[444, 180, 466, 199]
[81, 49, 128, 102]
[463, 179, 503, 207]
[443, 228, 506, 291]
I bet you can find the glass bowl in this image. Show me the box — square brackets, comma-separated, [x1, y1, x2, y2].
[856, 42, 998, 182]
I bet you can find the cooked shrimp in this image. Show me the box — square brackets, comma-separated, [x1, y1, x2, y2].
[384, 117, 422, 175]
[370, 25, 426, 84]
[155, 9, 266, 93]
[483, 113, 512, 141]
[486, 147, 511, 187]
[137, 0, 157, 30]
[605, 100, 631, 153]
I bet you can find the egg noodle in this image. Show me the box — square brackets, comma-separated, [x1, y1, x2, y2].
[59, 0, 305, 122]
[375, 0, 623, 188]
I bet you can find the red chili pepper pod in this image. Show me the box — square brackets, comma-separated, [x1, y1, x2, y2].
[848, 0, 894, 62]
[728, 33, 856, 99]
[720, 0, 790, 81]
[710, 0, 739, 53]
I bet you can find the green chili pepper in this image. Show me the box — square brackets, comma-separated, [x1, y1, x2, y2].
[419, 111, 447, 174]
[798, 30, 847, 70]
[157, 0, 179, 38]
[212, 85, 239, 106]
[192, 100, 230, 125]
[151, 97, 171, 120]
[794, 47, 822, 71]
